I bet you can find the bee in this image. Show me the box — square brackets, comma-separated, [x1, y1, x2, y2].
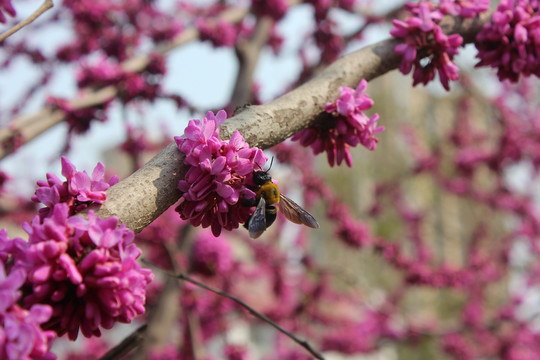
[244, 167, 319, 239]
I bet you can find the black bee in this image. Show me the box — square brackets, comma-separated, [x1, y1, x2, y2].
[244, 168, 319, 239]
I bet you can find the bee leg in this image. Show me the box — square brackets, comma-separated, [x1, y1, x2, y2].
[243, 213, 253, 229]
[241, 197, 258, 207]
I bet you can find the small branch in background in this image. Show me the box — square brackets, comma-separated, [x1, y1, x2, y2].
[173, 272, 327, 360]
[230, 16, 274, 108]
[0, 0, 53, 43]
[0, 5, 252, 160]
[98, 324, 148, 360]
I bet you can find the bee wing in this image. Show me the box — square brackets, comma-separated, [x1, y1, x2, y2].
[279, 194, 320, 229]
[248, 197, 268, 239]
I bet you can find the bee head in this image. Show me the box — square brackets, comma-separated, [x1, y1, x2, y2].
[253, 170, 272, 185]
[253, 157, 274, 185]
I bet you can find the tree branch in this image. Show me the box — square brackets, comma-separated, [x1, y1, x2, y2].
[93, 12, 492, 233]
[174, 272, 326, 360]
[0, 0, 53, 43]
[230, 16, 274, 107]
[0, 5, 252, 160]
[98, 324, 148, 360]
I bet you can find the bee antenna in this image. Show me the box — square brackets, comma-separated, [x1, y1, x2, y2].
[266, 156, 274, 172]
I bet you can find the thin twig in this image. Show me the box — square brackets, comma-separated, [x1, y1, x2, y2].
[174, 272, 326, 360]
[98, 324, 148, 360]
[0, 0, 53, 43]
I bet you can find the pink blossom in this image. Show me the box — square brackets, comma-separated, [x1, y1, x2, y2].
[321, 310, 391, 354]
[391, 1, 463, 90]
[196, 19, 240, 47]
[0, 228, 27, 269]
[0, 261, 56, 360]
[291, 80, 383, 167]
[251, 0, 288, 20]
[442, 333, 475, 360]
[475, 0, 540, 82]
[175, 110, 267, 236]
[314, 20, 344, 64]
[224, 344, 248, 360]
[439, 0, 490, 18]
[32, 157, 118, 218]
[77, 56, 166, 103]
[148, 344, 182, 360]
[305, 0, 333, 21]
[0, 0, 15, 23]
[46, 97, 111, 135]
[22, 203, 153, 340]
[191, 232, 233, 276]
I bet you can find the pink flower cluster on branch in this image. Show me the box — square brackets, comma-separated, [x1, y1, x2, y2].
[251, 0, 288, 21]
[175, 110, 267, 237]
[12, 157, 155, 343]
[32, 157, 118, 219]
[0, 0, 15, 23]
[77, 55, 167, 104]
[190, 232, 234, 276]
[291, 80, 383, 167]
[46, 98, 111, 136]
[196, 19, 244, 47]
[475, 0, 540, 82]
[56, 0, 182, 62]
[21, 204, 153, 340]
[390, 1, 465, 90]
[0, 241, 55, 360]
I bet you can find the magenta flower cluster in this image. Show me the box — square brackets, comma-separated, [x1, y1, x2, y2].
[195, 19, 241, 47]
[0, 230, 55, 359]
[0, 0, 15, 23]
[24, 157, 153, 343]
[291, 80, 383, 167]
[190, 232, 233, 276]
[175, 110, 267, 236]
[439, 0, 489, 18]
[22, 203, 153, 340]
[476, 0, 540, 82]
[77, 55, 166, 104]
[251, 0, 288, 21]
[46, 97, 110, 135]
[32, 156, 118, 219]
[56, 0, 182, 62]
[0, 253, 55, 360]
[390, 1, 465, 90]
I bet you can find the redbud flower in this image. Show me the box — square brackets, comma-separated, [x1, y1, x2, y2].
[148, 344, 182, 360]
[439, 0, 489, 18]
[196, 19, 240, 47]
[191, 232, 233, 276]
[314, 20, 345, 64]
[22, 203, 153, 340]
[291, 80, 383, 167]
[391, 1, 463, 90]
[0, 0, 15, 23]
[62, 338, 109, 360]
[251, 0, 288, 20]
[175, 110, 267, 236]
[0, 228, 27, 268]
[305, 0, 333, 21]
[46, 97, 110, 135]
[224, 344, 248, 360]
[442, 333, 475, 360]
[77, 56, 166, 103]
[0, 261, 56, 360]
[32, 156, 118, 218]
[475, 0, 540, 82]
